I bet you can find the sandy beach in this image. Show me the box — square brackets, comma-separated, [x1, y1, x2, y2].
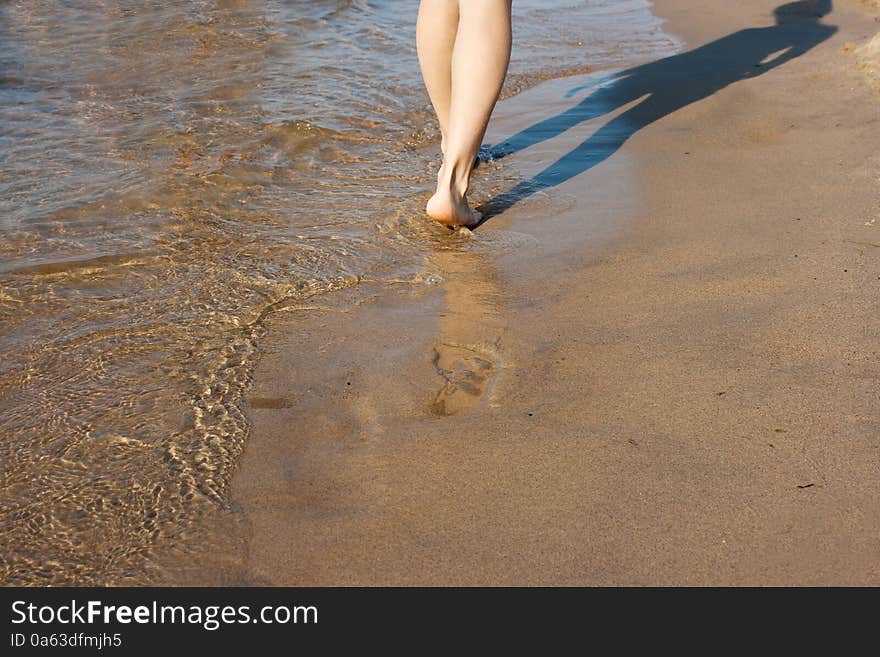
[221, 0, 880, 586]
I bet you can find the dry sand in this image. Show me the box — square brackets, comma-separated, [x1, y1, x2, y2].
[227, 0, 880, 585]
[853, 32, 880, 85]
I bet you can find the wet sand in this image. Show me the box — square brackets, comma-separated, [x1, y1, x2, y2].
[229, 0, 880, 585]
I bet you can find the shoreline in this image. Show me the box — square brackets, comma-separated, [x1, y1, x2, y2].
[222, 0, 880, 585]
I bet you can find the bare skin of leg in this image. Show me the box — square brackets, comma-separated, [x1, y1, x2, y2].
[417, 0, 512, 227]
[416, 0, 458, 158]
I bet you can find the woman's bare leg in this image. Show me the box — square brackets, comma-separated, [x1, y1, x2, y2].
[419, 0, 512, 227]
[416, 0, 459, 155]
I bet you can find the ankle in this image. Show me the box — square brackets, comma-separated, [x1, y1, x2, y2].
[438, 159, 471, 198]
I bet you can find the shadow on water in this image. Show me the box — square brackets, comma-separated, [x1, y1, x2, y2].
[476, 0, 837, 222]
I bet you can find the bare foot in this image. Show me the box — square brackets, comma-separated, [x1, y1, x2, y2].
[427, 156, 482, 228]
[426, 188, 482, 228]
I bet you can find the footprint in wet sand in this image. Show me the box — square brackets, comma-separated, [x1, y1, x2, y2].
[425, 222, 507, 417]
[430, 343, 496, 416]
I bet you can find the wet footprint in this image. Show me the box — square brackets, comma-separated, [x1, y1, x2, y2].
[430, 343, 495, 416]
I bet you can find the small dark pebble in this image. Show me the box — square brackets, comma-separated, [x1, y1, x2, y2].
[346, 382, 351, 386]
[528, 412, 533, 417]
[628, 438, 639, 447]
[716, 391, 726, 396]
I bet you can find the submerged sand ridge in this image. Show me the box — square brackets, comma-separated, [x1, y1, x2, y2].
[230, 0, 880, 585]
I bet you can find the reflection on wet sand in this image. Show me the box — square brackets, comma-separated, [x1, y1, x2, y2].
[227, 234, 509, 584]
[427, 235, 506, 417]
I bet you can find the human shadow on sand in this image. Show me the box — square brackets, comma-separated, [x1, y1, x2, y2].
[476, 0, 837, 222]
